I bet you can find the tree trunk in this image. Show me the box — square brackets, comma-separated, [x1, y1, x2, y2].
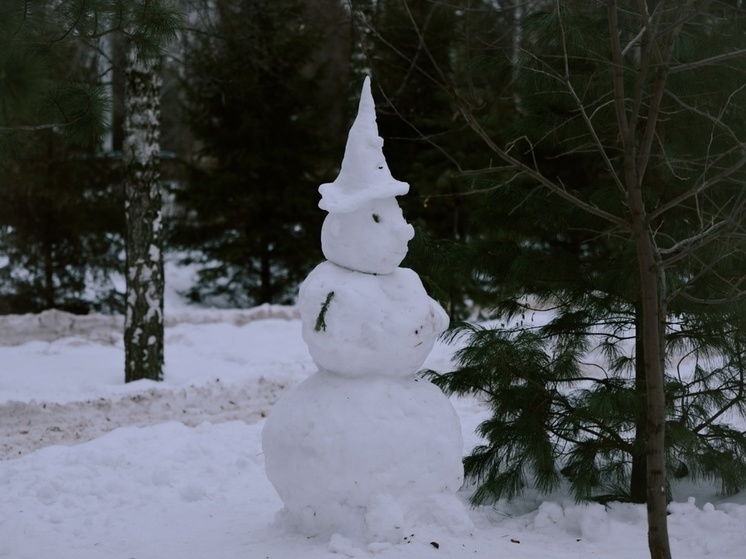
[630, 302, 648, 503]
[260, 240, 272, 303]
[123, 48, 165, 383]
[42, 226, 55, 309]
[627, 186, 671, 559]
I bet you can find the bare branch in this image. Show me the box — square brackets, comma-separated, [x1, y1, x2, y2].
[649, 150, 746, 221]
[676, 248, 746, 301]
[607, 1, 631, 144]
[0, 122, 69, 132]
[658, 220, 730, 263]
[621, 24, 647, 57]
[669, 48, 746, 74]
[635, 3, 693, 185]
[556, 4, 626, 194]
[390, 3, 437, 100]
[449, 88, 629, 228]
[665, 86, 746, 149]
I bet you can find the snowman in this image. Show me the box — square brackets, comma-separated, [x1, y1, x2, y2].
[261, 77, 472, 545]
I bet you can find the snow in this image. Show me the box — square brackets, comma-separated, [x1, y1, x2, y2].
[318, 76, 408, 213]
[321, 198, 414, 275]
[1, 305, 746, 558]
[262, 372, 470, 544]
[263, 76, 470, 546]
[297, 263, 448, 377]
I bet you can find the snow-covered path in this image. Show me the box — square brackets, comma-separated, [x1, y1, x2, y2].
[0, 376, 286, 460]
[0, 306, 307, 458]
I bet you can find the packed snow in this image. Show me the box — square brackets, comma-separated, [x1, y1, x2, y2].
[262, 75, 472, 546]
[2, 300, 746, 558]
[318, 76, 408, 214]
[298, 263, 448, 377]
[320, 198, 414, 275]
[263, 372, 470, 544]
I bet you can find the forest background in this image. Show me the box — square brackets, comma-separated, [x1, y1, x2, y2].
[3, 2, 746, 559]
[0, 0, 502, 315]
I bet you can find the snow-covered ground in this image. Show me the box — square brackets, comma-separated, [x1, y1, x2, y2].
[1, 294, 746, 558]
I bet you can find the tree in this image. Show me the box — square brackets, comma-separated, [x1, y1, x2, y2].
[0, 144, 125, 315]
[0, 3, 125, 314]
[0, 2, 109, 159]
[378, 3, 746, 559]
[173, 0, 348, 307]
[119, 1, 181, 382]
[349, 0, 509, 316]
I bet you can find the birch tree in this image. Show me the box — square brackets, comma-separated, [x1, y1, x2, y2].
[123, 48, 165, 382]
[121, 2, 180, 382]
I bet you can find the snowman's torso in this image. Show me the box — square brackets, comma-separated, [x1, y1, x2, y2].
[298, 262, 448, 377]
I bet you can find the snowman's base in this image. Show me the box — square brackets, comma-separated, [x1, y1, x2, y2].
[262, 370, 473, 543]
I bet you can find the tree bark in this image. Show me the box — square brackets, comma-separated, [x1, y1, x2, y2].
[608, 2, 674, 555]
[123, 48, 164, 383]
[627, 178, 671, 559]
[630, 302, 648, 503]
[260, 240, 272, 304]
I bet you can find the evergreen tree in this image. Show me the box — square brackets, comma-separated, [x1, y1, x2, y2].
[1, 1, 186, 327]
[0, 1, 109, 158]
[0, 143, 124, 314]
[350, 0, 515, 316]
[399, 3, 746, 558]
[173, 0, 348, 307]
[0, 1, 124, 314]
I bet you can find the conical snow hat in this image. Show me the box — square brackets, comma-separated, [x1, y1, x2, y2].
[318, 76, 409, 213]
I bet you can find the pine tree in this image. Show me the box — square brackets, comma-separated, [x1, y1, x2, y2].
[351, 0, 511, 316]
[1, 1, 124, 314]
[0, 1, 109, 158]
[369, 0, 471, 236]
[396, 3, 746, 558]
[173, 0, 348, 307]
[0, 140, 125, 314]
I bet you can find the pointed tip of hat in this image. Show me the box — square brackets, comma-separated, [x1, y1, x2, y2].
[359, 75, 373, 111]
[350, 74, 377, 143]
[318, 76, 409, 213]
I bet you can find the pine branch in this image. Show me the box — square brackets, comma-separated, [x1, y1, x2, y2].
[649, 151, 746, 222]
[314, 291, 335, 332]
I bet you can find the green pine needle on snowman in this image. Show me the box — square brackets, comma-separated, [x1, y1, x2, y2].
[314, 291, 335, 333]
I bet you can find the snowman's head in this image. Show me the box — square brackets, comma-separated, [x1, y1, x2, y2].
[321, 197, 414, 275]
